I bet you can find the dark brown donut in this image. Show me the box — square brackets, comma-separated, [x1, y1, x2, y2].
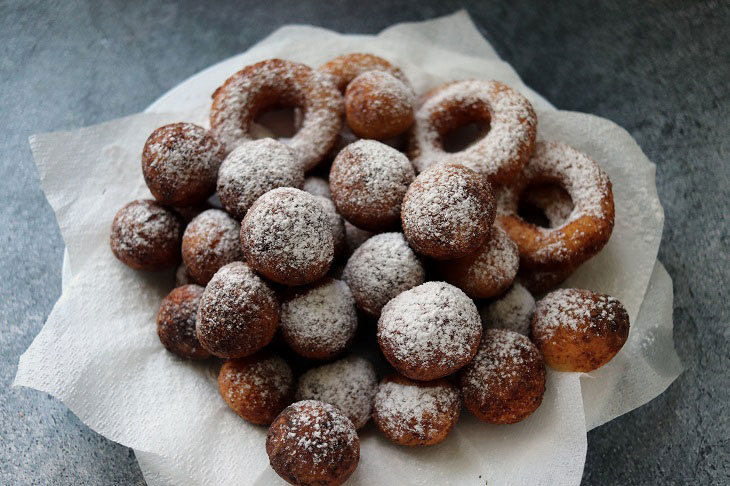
[330, 140, 415, 231]
[266, 400, 359, 486]
[460, 329, 546, 424]
[218, 352, 294, 425]
[210, 59, 343, 171]
[401, 163, 495, 260]
[531, 288, 630, 372]
[181, 209, 243, 285]
[241, 188, 334, 285]
[345, 71, 415, 140]
[373, 374, 461, 447]
[110, 199, 182, 271]
[319, 52, 409, 93]
[196, 262, 279, 358]
[156, 284, 210, 359]
[142, 123, 226, 207]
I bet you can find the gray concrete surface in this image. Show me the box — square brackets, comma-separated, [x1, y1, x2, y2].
[1, 0, 728, 484]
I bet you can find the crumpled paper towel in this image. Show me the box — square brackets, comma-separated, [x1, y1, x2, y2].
[16, 11, 682, 486]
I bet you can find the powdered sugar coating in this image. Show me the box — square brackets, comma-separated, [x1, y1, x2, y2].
[217, 138, 304, 220]
[218, 353, 294, 424]
[181, 209, 244, 284]
[156, 284, 209, 359]
[110, 199, 182, 270]
[345, 71, 415, 140]
[196, 262, 279, 358]
[409, 80, 537, 183]
[377, 281, 481, 380]
[343, 232, 425, 316]
[313, 196, 346, 261]
[459, 328, 545, 424]
[266, 400, 359, 485]
[280, 279, 358, 360]
[210, 59, 343, 171]
[241, 188, 334, 285]
[303, 176, 332, 199]
[295, 356, 377, 429]
[481, 283, 536, 336]
[330, 140, 415, 231]
[373, 375, 460, 446]
[319, 52, 409, 93]
[532, 288, 624, 339]
[497, 141, 614, 270]
[402, 163, 495, 260]
[142, 123, 225, 206]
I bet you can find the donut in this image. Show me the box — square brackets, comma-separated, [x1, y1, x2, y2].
[303, 176, 331, 199]
[409, 80, 537, 184]
[330, 140, 415, 231]
[438, 226, 519, 299]
[142, 123, 225, 207]
[313, 196, 346, 262]
[241, 188, 334, 285]
[373, 374, 460, 447]
[342, 232, 425, 317]
[480, 283, 536, 336]
[459, 329, 546, 424]
[319, 52, 409, 93]
[531, 288, 630, 372]
[496, 141, 615, 271]
[401, 163, 495, 260]
[377, 281, 481, 380]
[216, 138, 304, 220]
[196, 262, 279, 358]
[345, 71, 415, 140]
[110, 199, 182, 271]
[279, 279, 358, 360]
[210, 59, 343, 171]
[343, 221, 374, 256]
[295, 356, 377, 429]
[181, 209, 244, 285]
[266, 400, 359, 486]
[517, 264, 578, 295]
[156, 284, 210, 359]
[218, 352, 294, 425]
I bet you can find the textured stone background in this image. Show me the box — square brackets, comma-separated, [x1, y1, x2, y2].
[1, 0, 728, 484]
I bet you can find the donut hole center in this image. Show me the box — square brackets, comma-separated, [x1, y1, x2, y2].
[253, 107, 302, 139]
[437, 102, 492, 153]
[517, 183, 575, 228]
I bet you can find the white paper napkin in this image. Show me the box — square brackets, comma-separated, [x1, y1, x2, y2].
[16, 11, 682, 486]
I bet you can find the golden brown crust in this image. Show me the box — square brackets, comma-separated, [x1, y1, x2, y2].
[110, 199, 183, 271]
[460, 329, 546, 424]
[266, 400, 359, 486]
[531, 288, 630, 372]
[181, 209, 244, 285]
[344, 71, 414, 140]
[218, 352, 294, 425]
[319, 53, 409, 93]
[373, 374, 461, 446]
[156, 284, 210, 359]
[142, 123, 226, 207]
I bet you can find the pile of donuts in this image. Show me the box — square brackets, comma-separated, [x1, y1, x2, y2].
[109, 53, 630, 486]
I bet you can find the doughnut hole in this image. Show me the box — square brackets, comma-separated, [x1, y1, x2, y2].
[253, 107, 301, 139]
[433, 98, 492, 153]
[345, 71, 415, 140]
[517, 183, 575, 229]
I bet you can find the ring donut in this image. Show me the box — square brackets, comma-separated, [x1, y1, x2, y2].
[210, 59, 343, 171]
[319, 53, 409, 93]
[408, 80, 537, 184]
[497, 141, 615, 271]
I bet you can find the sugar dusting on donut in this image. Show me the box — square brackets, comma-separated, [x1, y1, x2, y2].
[411, 80, 537, 181]
[374, 378, 460, 439]
[343, 233, 425, 316]
[377, 282, 481, 371]
[481, 283, 536, 336]
[319, 53, 410, 92]
[182, 209, 243, 280]
[112, 200, 182, 254]
[280, 279, 357, 358]
[295, 356, 377, 429]
[223, 355, 293, 403]
[533, 288, 622, 338]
